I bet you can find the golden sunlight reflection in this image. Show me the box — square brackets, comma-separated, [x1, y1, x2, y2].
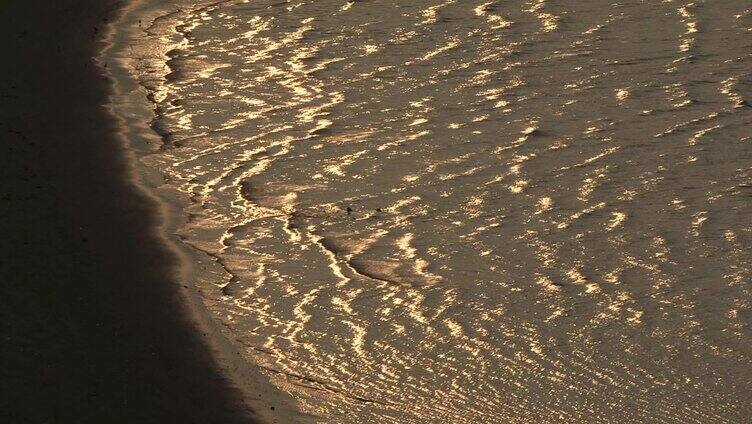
[115, 0, 752, 422]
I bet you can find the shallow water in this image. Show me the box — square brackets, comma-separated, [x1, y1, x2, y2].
[117, 0, 752, 422]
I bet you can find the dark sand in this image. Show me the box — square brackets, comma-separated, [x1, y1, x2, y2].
[0, 1, 259, 422]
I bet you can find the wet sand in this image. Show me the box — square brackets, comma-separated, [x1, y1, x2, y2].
[0, 1, 285, 422]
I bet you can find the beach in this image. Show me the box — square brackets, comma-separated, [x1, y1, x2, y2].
[0, 1, 293, 422]
[3, 0, 752, 422]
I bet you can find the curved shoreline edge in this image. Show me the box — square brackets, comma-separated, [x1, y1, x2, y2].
[101, 1, 306, 423]
[1, 1, 295, 422]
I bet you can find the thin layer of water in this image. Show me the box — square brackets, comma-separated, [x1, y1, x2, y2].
[115, 0, 752, 422]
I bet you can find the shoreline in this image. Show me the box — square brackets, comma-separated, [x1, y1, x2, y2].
[1, 1, 295, 422]
[101, 1, 306, 422]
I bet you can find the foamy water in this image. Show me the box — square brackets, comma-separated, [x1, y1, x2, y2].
[113, 0, 752, 422]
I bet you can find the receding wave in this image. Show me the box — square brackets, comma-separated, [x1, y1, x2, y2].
[114, 0, 752, 422]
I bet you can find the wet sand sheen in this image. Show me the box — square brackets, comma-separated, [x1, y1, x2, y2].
[111, 0, 752, 422]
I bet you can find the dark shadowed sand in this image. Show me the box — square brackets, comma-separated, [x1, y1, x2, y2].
[0, 1, 289, 422]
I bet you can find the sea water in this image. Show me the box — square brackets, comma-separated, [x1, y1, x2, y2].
[113, 0, 752, 422]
